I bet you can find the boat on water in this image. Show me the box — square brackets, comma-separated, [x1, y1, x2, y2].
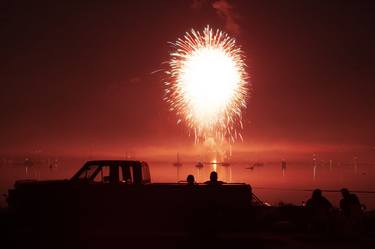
[195, 161, 204, 169]
[172, 153, 183, 167]
[246, 162, 265, 169]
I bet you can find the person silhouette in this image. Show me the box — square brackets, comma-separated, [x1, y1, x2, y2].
[305, 189, 333, 231]
[306, 189, 333, 212]
[340, 188, 362, 217]
[204, 171, 224, 185]
[186, 174, 195, 186]
[339, 188, 364, 233]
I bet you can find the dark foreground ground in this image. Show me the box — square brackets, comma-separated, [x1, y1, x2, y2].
[2, 207, 375, 249]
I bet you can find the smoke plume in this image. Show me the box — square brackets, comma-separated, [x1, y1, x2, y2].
[191, 0, 240, 35]
[212, 0, 241, 36]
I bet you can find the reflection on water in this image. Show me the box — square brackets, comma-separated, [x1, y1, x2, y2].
[281, 160, 286, 177]
[313, 165, 317, 181]
[354, 156, 358, 175]
[1, 159, 375, 209]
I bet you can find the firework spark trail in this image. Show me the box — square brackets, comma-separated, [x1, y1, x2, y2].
[165, 26, 249, 144]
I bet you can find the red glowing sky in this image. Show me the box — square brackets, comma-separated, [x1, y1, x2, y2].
[1, 1, 375, 160]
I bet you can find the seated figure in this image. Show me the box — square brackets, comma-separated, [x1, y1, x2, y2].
[204, 171, 224, 185]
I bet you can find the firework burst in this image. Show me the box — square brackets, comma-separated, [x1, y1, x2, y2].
[165, 25, 249, 144]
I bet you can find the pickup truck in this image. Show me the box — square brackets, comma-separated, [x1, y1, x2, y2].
[7, 160, 253, 236]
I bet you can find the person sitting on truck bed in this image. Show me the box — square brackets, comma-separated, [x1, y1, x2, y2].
[187, 174, 196, 186]
[204, 171, 224, 185]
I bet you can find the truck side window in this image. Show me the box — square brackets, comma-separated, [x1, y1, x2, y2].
[120, 165, 133, 184]
[141, 163, 151, 183]
[109, 165, 119, 184]
[79, 165, 99, 181]
[93, 166, 110, 183]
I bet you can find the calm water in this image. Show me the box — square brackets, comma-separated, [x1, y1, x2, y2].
[1, 160, 375, 209]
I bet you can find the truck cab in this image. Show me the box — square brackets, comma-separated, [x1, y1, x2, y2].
[7, 160, 253, 236]
[70, 160, 151, 184]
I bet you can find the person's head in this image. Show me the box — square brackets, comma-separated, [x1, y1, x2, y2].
[210, 171, 218, 182]
[312, 189, 322, 199]
[341, 188, 350, 198]
[187, 174, 195, 185]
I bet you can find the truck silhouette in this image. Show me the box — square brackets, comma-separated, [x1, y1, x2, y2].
[7, 160, 254, 237]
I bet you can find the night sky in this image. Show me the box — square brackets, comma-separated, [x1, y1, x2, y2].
[1, 0, 375, 158]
